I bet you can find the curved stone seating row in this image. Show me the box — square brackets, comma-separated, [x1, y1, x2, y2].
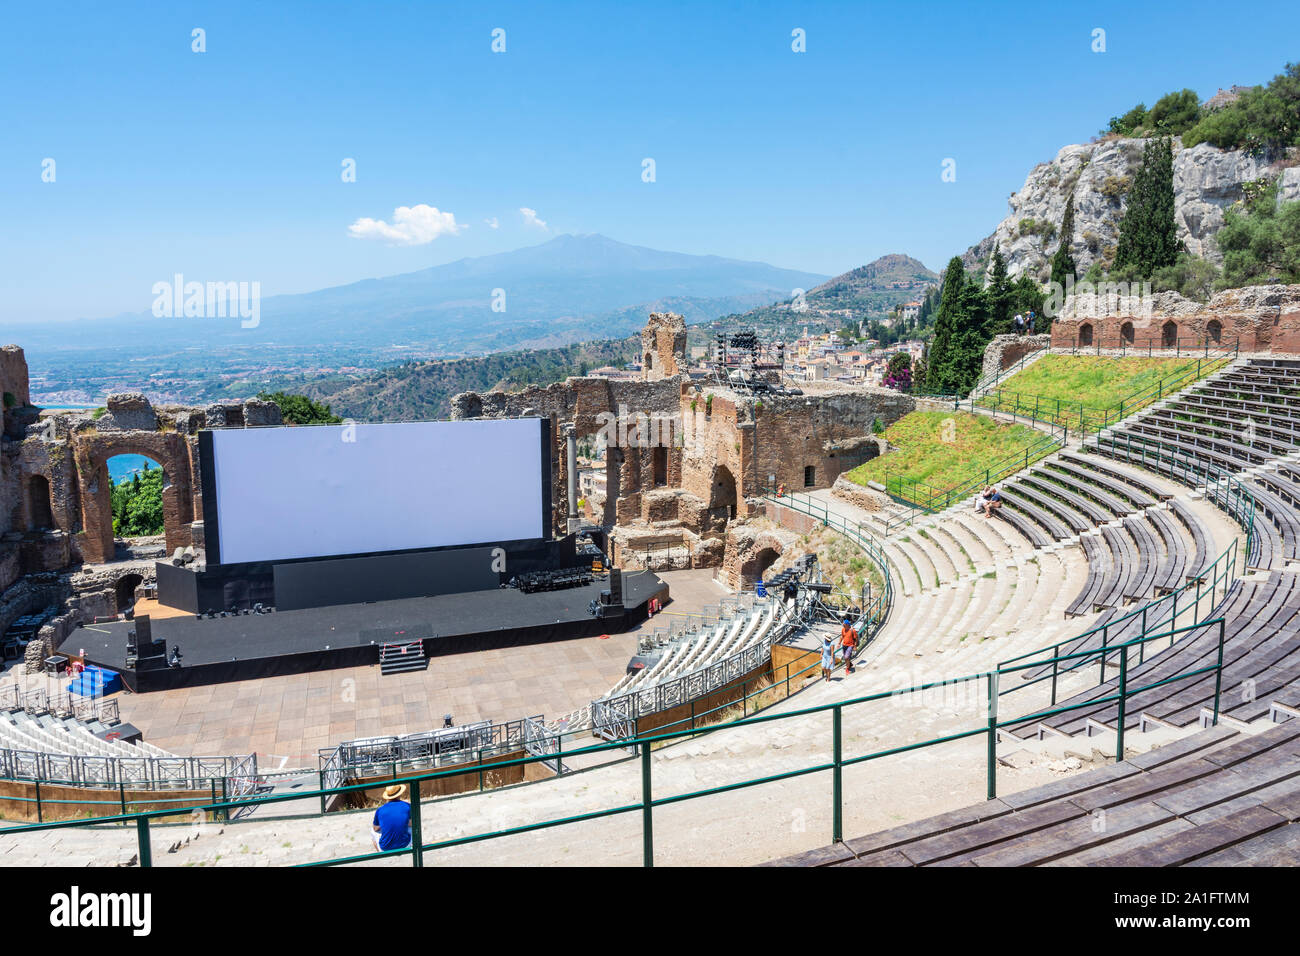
[978, 450, 1211, 623]
[869, 509, 1119, 678]
[766, 722, 1300, 867]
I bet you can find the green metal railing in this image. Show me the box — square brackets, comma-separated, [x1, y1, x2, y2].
[0, 615, 1228, 867]
[969, 340, 1050, 396]
[1001, 537, 1240, 705]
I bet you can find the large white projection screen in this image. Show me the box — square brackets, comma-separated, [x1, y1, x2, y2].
[206, 419, 546, 564]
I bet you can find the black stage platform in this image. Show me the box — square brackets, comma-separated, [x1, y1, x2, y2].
[63, 571, 667, 692]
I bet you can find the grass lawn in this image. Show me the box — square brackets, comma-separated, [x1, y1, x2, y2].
[977, 354, 1227, 430]
[846, 411, 1045, 503]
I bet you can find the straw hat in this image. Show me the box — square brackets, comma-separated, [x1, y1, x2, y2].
[382, 784, 409, 801]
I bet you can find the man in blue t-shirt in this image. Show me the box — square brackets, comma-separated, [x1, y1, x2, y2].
[370, 784, 412, 852]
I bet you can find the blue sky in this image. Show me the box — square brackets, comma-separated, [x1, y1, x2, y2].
[3, 0, 1298, 322]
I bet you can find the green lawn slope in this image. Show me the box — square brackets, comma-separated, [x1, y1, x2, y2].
[977, 354, 1228, 431]
[846, 411, 1044, 503]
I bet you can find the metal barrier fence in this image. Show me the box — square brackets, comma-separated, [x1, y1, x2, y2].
[591, 600, 798, 737]
[0, 617, 1226, 867]
[317, 717, 531, 789]
[0, 682, 119, 725]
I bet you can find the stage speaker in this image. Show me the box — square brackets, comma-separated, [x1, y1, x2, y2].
[608, 569, 623, 605]
[135, 615, 152, 645]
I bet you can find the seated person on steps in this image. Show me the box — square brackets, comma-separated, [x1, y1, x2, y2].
[977, 485, 1002, 518]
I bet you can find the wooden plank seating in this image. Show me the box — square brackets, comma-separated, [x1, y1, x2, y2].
[992, 504, 1052, 549]
[1057, 452, 1163, 506]
[1065, 534, 1107, 618]
[998, 489, 1071, 542]
[1146, 408, 1298, 458]
[1005, 481, 1092, 535]
[1095, 526, 1136, 610]
[1121, 515, 1159, 601]
[1031, 573, 1300, 736]
[1161, 399, 1300, 446]
[1167, 500, 1210, 579]
[1019, 473, 1113, 525]
[763, 724, 1300, 867]
[1020, 608, 1125, 682]
[1123, 422, 1267, 471]
[1146, 507, 1189, 593]
[1038, 461, 1138, 515]
[1241, 480, 1298, 564]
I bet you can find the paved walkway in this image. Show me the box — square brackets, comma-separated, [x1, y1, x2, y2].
[4, 570, 731, 769]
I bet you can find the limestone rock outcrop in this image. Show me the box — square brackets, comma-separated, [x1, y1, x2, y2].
[965, 137, 1290, 281]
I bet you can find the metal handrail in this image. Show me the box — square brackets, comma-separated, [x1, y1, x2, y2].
[969, 340, 1051, 396]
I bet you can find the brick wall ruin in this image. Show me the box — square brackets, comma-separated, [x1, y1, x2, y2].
[1049, 284, 1300, 352]
[452, 314, 916, 573]
[0, 351, 281, 633]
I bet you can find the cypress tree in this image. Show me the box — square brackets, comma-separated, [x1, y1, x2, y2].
[1114, 137, 1181, 275]
[1050, 194, 1077, 290]
[988, 246, 1012, 335]
[925, 258, 966, 393]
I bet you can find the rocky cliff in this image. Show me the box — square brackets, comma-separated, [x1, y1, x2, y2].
[965, 138, 1300, 281]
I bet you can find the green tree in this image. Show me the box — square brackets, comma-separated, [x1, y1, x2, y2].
[924, 258, 966, 393]
[1009, 275, 1046, 332]
[111, 463, 164, 537]
[1050, 195, 1077, 291]
[257, 392, 344, 425]
[1216, 179, 1300, 288]
[1146, 89, 1201, 135]
[1106, 102, 1148, 136]
[1114, 137, 1180, 276]
[987, 246, 1012, 336]
[1183, 64, 1300, 152]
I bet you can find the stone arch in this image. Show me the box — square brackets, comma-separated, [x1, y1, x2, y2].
[75, 432, 195, 564]
[644, 352, 654, 372]
[115, 572, 144, 613]
[1078, 322, 1093, 347]
[710, 464, 738, 520]
[1162, 320, 1178, 348]
[740, 546, 781, 588]
[1120, 321, 1134, 345]
[27, 474, 54, 530]
[1207, 319, 1222, 345]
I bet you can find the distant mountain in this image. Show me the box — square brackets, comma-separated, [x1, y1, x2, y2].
[13, 234, 828, 403]
[805, 254, 940, 309]
[703, 253, 938, 341]
[16, 234, 827, 355]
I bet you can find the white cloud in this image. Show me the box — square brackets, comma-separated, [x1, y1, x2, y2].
[347, 204, 466, 245]
[484, 217, 499, 229]
[519, 207, 548, 230]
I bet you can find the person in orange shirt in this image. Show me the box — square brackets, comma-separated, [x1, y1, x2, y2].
[840, 617, 858, 675]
